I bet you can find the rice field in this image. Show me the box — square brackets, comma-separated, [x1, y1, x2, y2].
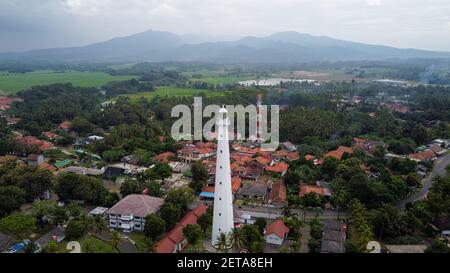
[122, 86, 226, 101]
[0, 70, 135, 94]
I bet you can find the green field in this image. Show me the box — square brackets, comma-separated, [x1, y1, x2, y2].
[121, 86, 226, 101]
[128, 233, 147, 253]
[181, 69, 256, 85]
[81, 235, 119, 253]
[0, 70, 135, 94]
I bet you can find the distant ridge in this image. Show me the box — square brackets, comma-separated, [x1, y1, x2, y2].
[1, 30, 449, 63]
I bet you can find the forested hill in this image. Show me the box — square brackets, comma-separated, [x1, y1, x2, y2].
[1, 30, 449, 63]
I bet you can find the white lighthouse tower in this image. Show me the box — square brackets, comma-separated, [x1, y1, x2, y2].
[256, 93, 263, 142]
[211, 107, 234, 247]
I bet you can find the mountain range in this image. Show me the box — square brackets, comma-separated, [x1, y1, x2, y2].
[1, 30, 449, 63]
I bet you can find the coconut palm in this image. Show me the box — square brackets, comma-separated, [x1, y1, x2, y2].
[214, 233, 231, 253]
[93, 215, 108, 235]
[145, 238, 156, 253]
[331, 183, 350, 221]
[291, 237, 302, 253]
[79, 213, 95, 233]
[231, 228, 243, 252]
[109, 230, 121, 251]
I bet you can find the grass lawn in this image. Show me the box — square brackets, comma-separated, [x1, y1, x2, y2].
[128, 232, 148, 253]
[122, 86, 226, 101]
[0, 70, 135, 94]
[81, 235, 119, 253]
[56, 241, 72, 253]
[54, 235, 119, 253]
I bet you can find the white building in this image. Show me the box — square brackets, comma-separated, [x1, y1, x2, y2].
[106, 194, 164, 232]
[89, 207, 109, 217]
[211, 108, 234, 247]
[87, 135, 104, 142]
[265, 220, 290, 247]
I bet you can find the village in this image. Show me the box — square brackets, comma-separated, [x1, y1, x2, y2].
[1, 90, 450, 254]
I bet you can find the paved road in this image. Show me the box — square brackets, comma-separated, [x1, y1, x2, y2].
[191, 201, 349, 221]
[398, 153, 450, 208]
[236, 205, 349, 221]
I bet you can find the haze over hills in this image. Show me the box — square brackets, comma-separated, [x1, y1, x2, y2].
[1, 30, 450, 63]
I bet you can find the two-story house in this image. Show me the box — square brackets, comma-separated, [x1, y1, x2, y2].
[106, 194, 165, 232]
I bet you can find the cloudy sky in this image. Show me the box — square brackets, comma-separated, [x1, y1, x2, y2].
[1, 0, 450, 53]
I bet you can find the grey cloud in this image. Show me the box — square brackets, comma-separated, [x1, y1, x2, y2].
[0, 0, 449, 53]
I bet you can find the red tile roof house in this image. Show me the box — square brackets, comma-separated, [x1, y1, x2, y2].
[235, 146, 261, 157]
[106, 194, 165, 233]
[231, 162, 247, 178]
[299, 185, 332, 198]
[323, 146, 353, 161]
[231, 176, 242, 194]
[202, 158, 217, 176]
[201, 176, 242, 199]
[408, 150, 437, 162]
[273, 150, 300, 162]
[42, 131, 63, 142]
[58, 121, 71, 131]
[38, 162, 57, 172]
[0, 96, 21, 112]
[352, 138, 387, 154]
[252, 156, 272, 167]
[265, 162, 289, 176]
[231, 154, 253, 165]
[153, 152, 176, 163]
[155, 205, 208, 253]
[17, 136, 54, 152]
[265, 220, 290, 247]
[177, 143, 216, 163]
[267, 180, 287, 207]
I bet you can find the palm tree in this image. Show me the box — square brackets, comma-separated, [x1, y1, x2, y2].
[373, 204, 401, 241]
[145, 238, 156, 253]
[231, 228, 243, 252]
[214, 233, 231, 253]
[93, 215, 108, 235]
[84, 240, 93, 253]
[109, 230, 121, 251]
[291, 237, 302, 253]
[79, 213, 95, 233]
[331, 183, 350, 221]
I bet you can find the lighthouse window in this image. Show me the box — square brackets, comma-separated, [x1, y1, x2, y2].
[220, 182, 222, 185]
[220, 166, 223, 169]
[220, 150, 223, 153]
[219, 198, 222, 201]
[219, 213, 221, 216]
[219, 228, 221, 232]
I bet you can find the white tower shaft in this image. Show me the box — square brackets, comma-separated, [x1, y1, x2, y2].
[212, 108, 234, 247]
[256, 93, 263, 142]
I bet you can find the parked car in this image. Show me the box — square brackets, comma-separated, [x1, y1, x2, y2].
[4, 239, 30, 253]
